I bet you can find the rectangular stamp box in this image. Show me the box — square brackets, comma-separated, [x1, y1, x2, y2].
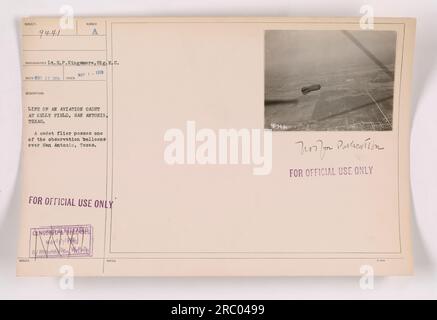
[29, 224, 93, 258]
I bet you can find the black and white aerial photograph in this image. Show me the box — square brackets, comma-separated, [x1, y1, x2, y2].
[265, 30, 397, 131]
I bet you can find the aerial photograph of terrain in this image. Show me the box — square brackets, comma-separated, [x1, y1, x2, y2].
[265, 30, 397, 131]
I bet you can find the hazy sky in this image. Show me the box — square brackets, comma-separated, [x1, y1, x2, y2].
[265, 30, 397, 79]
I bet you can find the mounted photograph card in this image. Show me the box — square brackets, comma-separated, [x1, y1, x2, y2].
[17, 17, 415, 276]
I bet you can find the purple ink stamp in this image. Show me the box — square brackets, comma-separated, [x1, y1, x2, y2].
[29, 224, 93, 258]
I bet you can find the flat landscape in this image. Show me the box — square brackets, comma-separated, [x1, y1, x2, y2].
[264, 64, 394, 131]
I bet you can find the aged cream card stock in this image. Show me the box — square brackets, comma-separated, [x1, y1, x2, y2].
[17, 17, 415, 276]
